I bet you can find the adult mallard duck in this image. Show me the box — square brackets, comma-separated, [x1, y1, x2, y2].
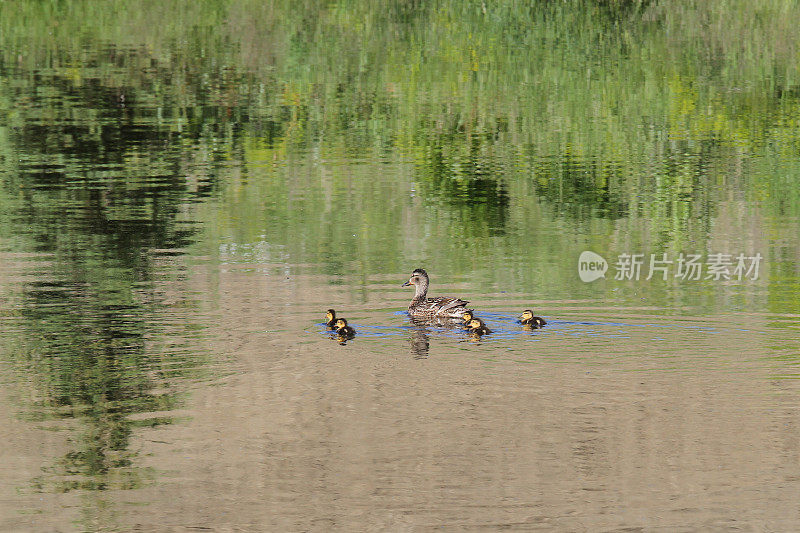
[519, 309, 546, 328]
[402, 268, 469, 320]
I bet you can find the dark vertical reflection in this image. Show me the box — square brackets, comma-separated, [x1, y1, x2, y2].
[416, 124, 511, 235]
[1, 45, 234, 492]
[409, 325, 431, 359]
[533, 152, 627, 221]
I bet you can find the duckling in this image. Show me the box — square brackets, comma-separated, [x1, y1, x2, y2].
[325, 309, 337, 330]
[461, 309, 475, 329]
[335, 318, 356, 338]
[467, 317, 493, 336]
[519, 309, 546, 328]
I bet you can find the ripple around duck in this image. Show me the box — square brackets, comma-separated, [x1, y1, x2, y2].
[313, 310, 751, 345]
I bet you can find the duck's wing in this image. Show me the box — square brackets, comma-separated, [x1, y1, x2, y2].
[429, 296, 469, 315]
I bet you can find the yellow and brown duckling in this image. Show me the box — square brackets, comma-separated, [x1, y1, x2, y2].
[460, 309, 475, 329]
[519, 309, 546, 328]
[334, 318, 356, 338]
[467, 317, 493, 336]
[325, 309, 338, 330]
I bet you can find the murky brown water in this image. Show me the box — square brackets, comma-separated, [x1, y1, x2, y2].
[3, 264, 800, 530]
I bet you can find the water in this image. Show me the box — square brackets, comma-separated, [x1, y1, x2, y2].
[2, 1, 800, 530]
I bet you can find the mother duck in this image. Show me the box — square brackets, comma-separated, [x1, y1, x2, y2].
[402, 268, 469, 320]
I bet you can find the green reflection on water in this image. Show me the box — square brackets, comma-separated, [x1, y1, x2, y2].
[0, 0, 799, 506]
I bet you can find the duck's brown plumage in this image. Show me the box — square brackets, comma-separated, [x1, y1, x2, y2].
[403, 268, 469, 320]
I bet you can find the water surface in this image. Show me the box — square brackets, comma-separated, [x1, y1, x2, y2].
[1, 1, 800, 531]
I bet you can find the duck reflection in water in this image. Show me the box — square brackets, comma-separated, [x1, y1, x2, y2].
[408, 325, 431, 359]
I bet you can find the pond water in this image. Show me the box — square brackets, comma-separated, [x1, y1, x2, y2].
[1, 2, 800, 531]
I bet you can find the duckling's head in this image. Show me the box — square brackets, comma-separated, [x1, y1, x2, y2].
[402, 268, 428, 287]
[462, 310, 474, 323]
[519, 309, 534, 321]
[335, 318, 348, 329]
[326, 309, 336, 322]
[468, 318, 483, 330]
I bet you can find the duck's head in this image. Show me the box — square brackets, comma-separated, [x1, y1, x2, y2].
[519, 309, 534, 321]
[468, 318, 484, 330]
[335, 318, 348, 329]
[402, 268, 428, 287]
[326, 309, 336, 322]
[462, 310, 474, 323]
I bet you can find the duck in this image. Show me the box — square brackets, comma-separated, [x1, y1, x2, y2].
[519, 309, 546, 328]
[325, 309, 338, 329]
[403, 268, 469, 320]
[467, 317, 493, 336]
[334, 318, 356, 338]
[461, 309, 475, 328]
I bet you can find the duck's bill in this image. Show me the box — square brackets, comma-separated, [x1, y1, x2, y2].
[402, 281, 411, 287]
